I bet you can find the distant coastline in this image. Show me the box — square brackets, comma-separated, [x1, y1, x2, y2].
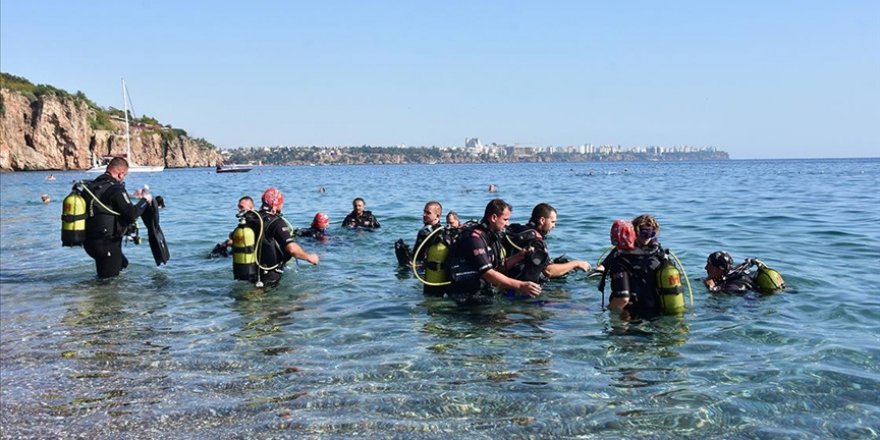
[224, 144, 728, 166]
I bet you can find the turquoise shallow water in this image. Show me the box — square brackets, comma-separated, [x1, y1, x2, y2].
[1, 159, 879, 439]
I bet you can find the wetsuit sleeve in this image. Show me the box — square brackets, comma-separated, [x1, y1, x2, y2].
[370, 213, 380, 228]
[461, 231, 493, 274]
[273, 218, 297, 247]
[107, 186, 148, 223]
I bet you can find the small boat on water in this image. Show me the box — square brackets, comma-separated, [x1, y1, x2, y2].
[216, 161, 253, 173]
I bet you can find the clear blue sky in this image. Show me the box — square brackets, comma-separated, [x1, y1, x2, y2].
[2, 1, 878, 158]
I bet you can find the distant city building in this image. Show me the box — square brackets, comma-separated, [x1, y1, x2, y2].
[465, 137, 483, 153]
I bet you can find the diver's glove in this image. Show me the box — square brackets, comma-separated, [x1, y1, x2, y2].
[209, 242, 229, 258]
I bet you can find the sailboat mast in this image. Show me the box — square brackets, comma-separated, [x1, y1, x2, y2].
[122, 78, 131, 160]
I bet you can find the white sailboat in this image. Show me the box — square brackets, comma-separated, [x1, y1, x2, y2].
[87, 79, 165, 173]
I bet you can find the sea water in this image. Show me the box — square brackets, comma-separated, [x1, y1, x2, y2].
[1, 159, 879, 439]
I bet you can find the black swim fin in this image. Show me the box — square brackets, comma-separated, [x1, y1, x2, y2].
[142, 196, 170, 266]
[394, 239, 413, 267]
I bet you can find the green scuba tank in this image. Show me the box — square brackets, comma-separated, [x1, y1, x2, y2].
[754, 261, 785, 294]
[657, 250, 686, 315]
[231, 218, 256, 281]
[61, 182, 87, 247]
[424, 240, 450, 285]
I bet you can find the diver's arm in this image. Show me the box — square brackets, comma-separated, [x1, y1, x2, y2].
[608, 294, 630, 311]
[544, 259, 592, 278]
[284, 242, 319, 265]
[481, 269, 541, 297]
[109, 187, 150, 222]
[500, 248, 529, 272]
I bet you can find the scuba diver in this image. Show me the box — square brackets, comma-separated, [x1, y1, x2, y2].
[395, 201, 443, 268]
[231, 188, 319, 287]
[342, 197, 381, 229]
[444, 198, 541, 305]
[503, 203, 592, 284]
[395, 201, 453, 296]
[599, 214, 691, 318]
[68, 157, 153, 278]
[704, 251, 786, 294]
[295, 212, 332, 242]
[446, 211, 461, 228]
[210, 196, 255, 258]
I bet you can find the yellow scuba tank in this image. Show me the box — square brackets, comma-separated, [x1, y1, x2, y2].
[754, 261, 785, 294]
[424, 240, 450, 284]
[61, 183, 87, 247]
[231, 217, 257, 281]
[657, 250, 686, 315]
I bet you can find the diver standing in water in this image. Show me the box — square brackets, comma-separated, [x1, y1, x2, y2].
[82, 157, 152, 279]
[601, 214, 684, 318]
[412, 201, 443, 264]
[504, 203, 592, 283]
[395, 201, 443, 268]
[235, 188, 319, 287]
[445, 199, 541, 305]
[209, 196, 255, 258]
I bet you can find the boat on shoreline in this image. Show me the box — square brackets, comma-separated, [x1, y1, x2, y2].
[87, 79, 165, 173]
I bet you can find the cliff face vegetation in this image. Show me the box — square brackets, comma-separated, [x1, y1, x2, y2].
[0, 74, 220, 171]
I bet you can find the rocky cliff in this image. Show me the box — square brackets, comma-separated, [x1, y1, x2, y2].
[0, 87, 220, 171]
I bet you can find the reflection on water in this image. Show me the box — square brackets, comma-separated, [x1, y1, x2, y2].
[2, 160, 880, 438]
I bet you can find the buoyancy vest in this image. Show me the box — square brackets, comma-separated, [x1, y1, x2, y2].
[253, 211, 288, 271]
[718, 270, 755, 294]
[600, 243, 665, 316]
[84, 176, 126, 240]
[504, 223, 551, 283]
[445, 223, 500, 297]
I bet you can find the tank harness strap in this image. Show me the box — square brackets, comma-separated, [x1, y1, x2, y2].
[233, 243, 255, 254]
[83, 179, 121, 217]
[62, 213, 88, 222]
[598, 267, 608, 310]
[257, 216, 285, 264]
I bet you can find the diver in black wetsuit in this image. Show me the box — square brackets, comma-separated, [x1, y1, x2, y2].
[704, 251, 786, 294]
[602, 214, 668, 319]
[395, 201, 443, 268]
[83, 157, 153, 278]
[504, 203, 592, 284]
[244, 188, 319, 287]
[210, 196, 255, 258]
[704, 251, 755, 293]
[296, 212, 331, 242]
[445, 199, 541, 305]
[342, 197, 380, 229]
